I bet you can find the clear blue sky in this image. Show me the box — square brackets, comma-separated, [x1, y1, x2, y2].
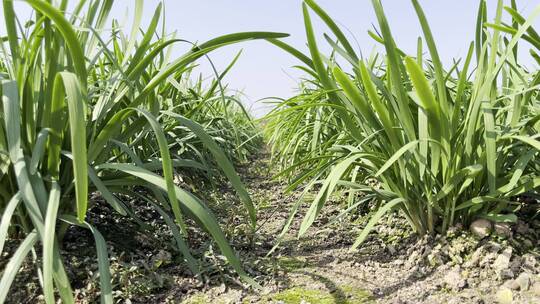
[2, 1, 539, 116]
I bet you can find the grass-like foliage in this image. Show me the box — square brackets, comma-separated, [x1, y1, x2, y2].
[266, 0, 540, 249]
[0, 0, 287, 302]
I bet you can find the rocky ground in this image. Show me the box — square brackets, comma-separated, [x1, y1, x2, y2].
[3, 150, 540, 303]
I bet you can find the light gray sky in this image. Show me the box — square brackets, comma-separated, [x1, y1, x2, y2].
[2, 1, 540, 116]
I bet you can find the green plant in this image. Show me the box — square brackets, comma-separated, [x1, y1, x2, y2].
[0, 0, 287, 302]
[266, 0, 540, 249]
[142, 56, 263, 168]
[265, 85, 345, 188]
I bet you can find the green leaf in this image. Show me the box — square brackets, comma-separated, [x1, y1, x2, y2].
[43, 182, 61, 304]
[0, 193, 21, 255]
[304, 0, 358, 61]
[299, 153, 363, 236]
[267, 38, 315, 69]
[480, 213, 518, 223]
[375, 140, 419, 177]
[25, 0, 87, 88]
[482, 101, 497, 194]
[164, 112, 257, 228]
[351, 198, 404, 250]
[96, 163, 259, 288]
[47, 72, 88, 222]
[60, 216, 113, 304]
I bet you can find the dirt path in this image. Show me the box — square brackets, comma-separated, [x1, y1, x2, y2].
[181, 150, 540, 304]
[184, 150, 376, 303]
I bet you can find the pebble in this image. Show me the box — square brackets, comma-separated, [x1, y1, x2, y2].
[521, 254, 537, 272]
[496, 288, 513, 304]
[532, 282, 540, 296]
[500, 269, 514, 280]
[503, 279, 520, 290]
[494, 222, 512, 238]
[488, 241, 503, 253]
[509, 256, 522, 273]
[515, 272, 531, 291]
[492, 248, 513, 279]
[470, 219, 492, 238]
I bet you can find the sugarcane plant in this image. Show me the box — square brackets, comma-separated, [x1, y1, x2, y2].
[0, 0, 287, 302]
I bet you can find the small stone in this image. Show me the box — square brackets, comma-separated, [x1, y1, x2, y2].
[503, 279, 520, 290]
[216, 283, 226, 294]
[499, 269, 514, 280]
[487, 241, 503, 253]
[521, 254, 537, 272]
[494, 222, 512, 238]
[493, 247, 512, 279]
[470, 219, 492, 238]
[444, 267, 467, 291]
[496, 288, 513, 304]
[532, 282, 540, 296]
[509, 257, 522, 273]
[515, 272, 531, 291]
